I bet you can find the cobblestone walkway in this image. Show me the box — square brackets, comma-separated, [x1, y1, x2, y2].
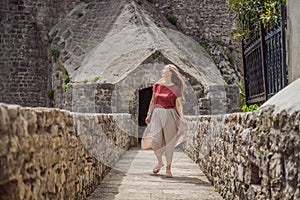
[88, 148, 223, 200]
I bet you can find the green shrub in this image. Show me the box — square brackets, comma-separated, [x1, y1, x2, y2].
[63, 85, 68, 92]
[215, 39, 225, 46]
[93, 76, 101, 82]
[47, 90, 54, 99]
[51, 49, 60, 58]
[242, 104, 260, 112]
[64, 76, 70, 85]
[223, 77, 229, 84]
[167, 15, 178, 26]
[138, 0, 143, 5]
[227, 53, 235, 64]
[198, 42, 211, 55]
[152, 50, 158, 60]
[63, 67, 68, 76]
[83, 79, 88, 83]
[77, 11, 84, 18]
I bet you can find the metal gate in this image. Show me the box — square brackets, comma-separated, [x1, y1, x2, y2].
[242, 5, 287, 105]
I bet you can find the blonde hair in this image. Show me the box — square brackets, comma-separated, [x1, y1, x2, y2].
[167, 64, 185, 95]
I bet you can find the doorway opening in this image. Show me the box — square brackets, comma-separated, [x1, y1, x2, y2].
[138, 87, 152, 140]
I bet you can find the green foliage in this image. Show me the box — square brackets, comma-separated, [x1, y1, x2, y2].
[215, 39, 225, 46]
[223, 77, 229, 84]
[63, 85, 68, 92]
[137, 0, 143, 5]
[51, 49, 60, 58]
[227, 52, 235, 64]
[64, 76, 70, 85]
[228, 0, 286, 39]
[161, 27, 167, 34]
[47, 90, 54, 99]
[77, 11, 84, 18]
[93, 76, 101, 82]
[167, 15, 178, 26]
[63, 67, 68, 76]
[260, 1, 286, 27]
[152, 50, 158, 60]
[242, 104, 260, 112]
[83, 79, 88, 83]
[198, 42, 211, 55]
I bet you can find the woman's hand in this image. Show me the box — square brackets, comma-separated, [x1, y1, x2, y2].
[145, 115, 151, 124]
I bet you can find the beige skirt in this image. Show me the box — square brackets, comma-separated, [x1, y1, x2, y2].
[141, 107, 187, 152]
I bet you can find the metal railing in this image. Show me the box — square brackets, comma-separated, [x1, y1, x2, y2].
[242, 5, 287, 105]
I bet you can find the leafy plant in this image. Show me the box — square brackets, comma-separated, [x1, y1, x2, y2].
[228, 0, 286, 39]
[167, 15, 178, 26]
[227, 52, 235, 64]
[83, 79, 88, 83]
[152, 50, 158, 60]
[51, 49, 60, 58]
[47, 90, 54, 99]
[137, 0, 143, 5]
[93, 76, 101, 82]
[63, 85, 68, 92]
[63, 67, 68, 76]
[215, 39, 225, 46]
[77, 11, 84, 18]
[223, 77, 229, 84]
[198, 42, 211, 55]
[64, 76, 70, 85]
[242, 104, 260, 112]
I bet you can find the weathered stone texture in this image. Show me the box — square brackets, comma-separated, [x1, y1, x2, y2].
[185, 107, 300, 200]
[148, 0, 242, 83]
[0, 0, 82, 107]
[0, 103, 135, 200]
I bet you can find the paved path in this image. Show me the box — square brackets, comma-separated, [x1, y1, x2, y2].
[88, 148, 223, 200]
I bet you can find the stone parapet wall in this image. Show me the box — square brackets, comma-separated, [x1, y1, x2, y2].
[185, 107, 300, 199]
[0, 103, 135, 200]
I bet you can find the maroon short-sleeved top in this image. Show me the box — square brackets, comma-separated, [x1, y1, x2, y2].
[153, 82, 182, 108]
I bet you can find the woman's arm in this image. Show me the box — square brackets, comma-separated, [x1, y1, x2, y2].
[145, 92, 155, 124]
[175, 97, 184, 118]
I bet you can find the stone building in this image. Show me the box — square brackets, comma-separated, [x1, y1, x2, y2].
[0, 0, 240, 110]
[48, 1, 239, 137]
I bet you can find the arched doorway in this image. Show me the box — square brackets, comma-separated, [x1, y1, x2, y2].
[138, 87, 152, 140]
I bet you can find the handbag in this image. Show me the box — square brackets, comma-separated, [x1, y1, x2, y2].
[141, 126, 153, 150]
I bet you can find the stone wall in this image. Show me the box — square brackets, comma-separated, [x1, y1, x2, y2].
[185, 107, 300, 199]
[0, 103, 136, 200]
[0, 0, 82, 107]
[146, 0, 242, 83]
[63, 83, 115, 113]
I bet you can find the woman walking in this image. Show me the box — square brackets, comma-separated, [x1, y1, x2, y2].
[145, 64, 186, 178]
